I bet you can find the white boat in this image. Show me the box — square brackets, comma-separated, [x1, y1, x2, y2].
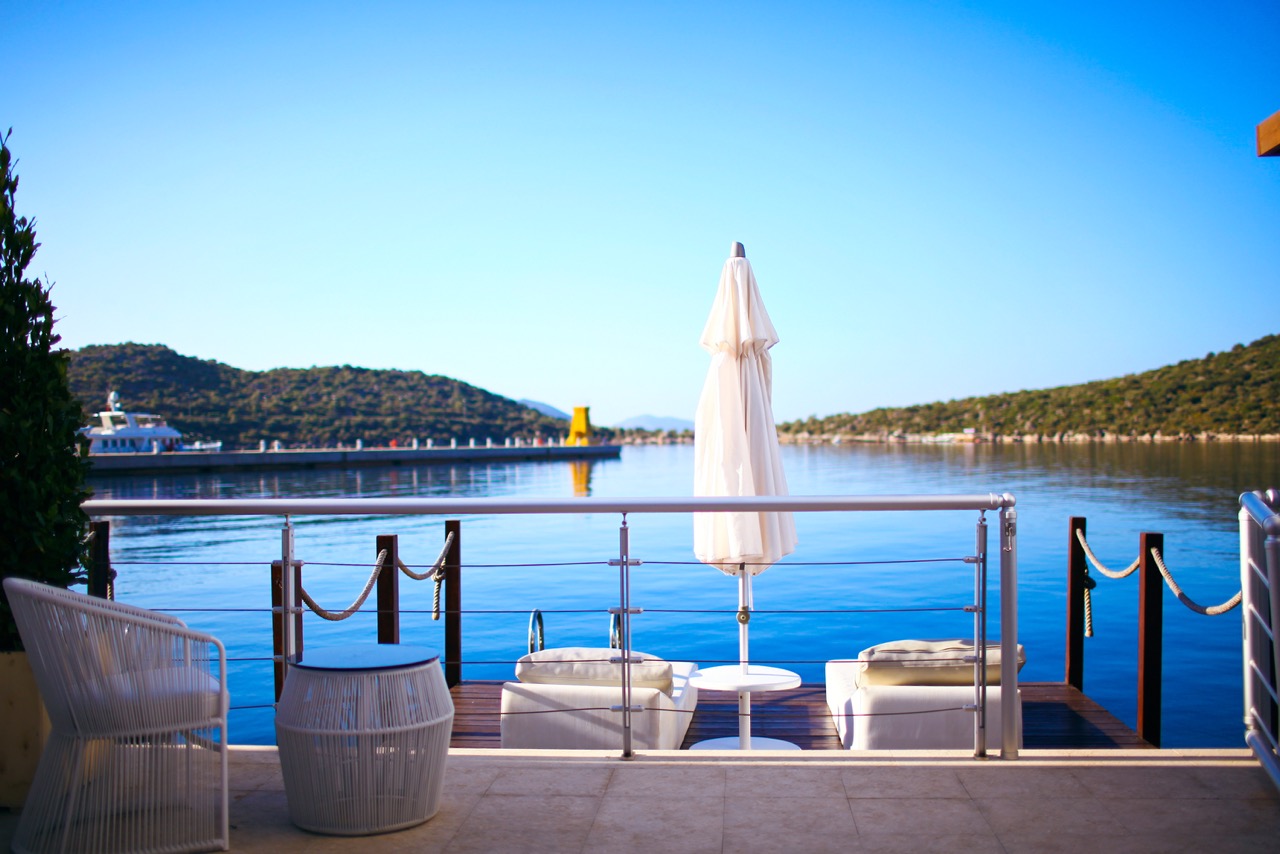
[79, 392, 220, 454]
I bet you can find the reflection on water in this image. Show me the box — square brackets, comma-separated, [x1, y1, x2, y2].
[87, 442, 1280, 747]
[569, 460, 595, 496]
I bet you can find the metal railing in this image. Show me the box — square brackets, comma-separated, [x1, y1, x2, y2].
[1240, 489, 1280, 790]
[82, 492, 1021, 759]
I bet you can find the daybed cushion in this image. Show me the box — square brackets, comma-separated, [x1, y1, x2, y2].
[515, 647, 674, 694]
[857, 638, 1026, 686]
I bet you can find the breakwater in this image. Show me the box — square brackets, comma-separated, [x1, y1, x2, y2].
[87, 442, 620, 476]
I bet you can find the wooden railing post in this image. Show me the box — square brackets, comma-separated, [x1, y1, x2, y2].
[376, 534, 400, 644]
[1067, 516, 1087, 691]
[87, 520, 112, 599]
[272, 559, 303, 702]
[445, 519, 461, 687]
[1137, 531, 1164, 747]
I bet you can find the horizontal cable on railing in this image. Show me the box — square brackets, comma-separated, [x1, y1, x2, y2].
[447, 657, 971, 667]
[156, 608, 278, 613]
[828, 706, 970, 718]
[303, 561, 401, 568]
[171, 605, 975, 617]
[440, 561, 611, 568]
[645, 557, 969, 567]
[644, 606, 972, 615]
[110, 560, 265, 566]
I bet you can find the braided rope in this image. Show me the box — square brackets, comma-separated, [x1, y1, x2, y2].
[1084, 585, 1094, 637]
[1150, 547, 1242, 616]
[1075, 528, 1139, 579]
[391, 531, 455, 620]
[397, 531, 455, 581]
[298, 549, 387, 621]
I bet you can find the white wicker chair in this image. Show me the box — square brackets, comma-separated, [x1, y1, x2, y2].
[3, 577, 229, 853]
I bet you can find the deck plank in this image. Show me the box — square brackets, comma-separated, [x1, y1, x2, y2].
[448, 680, 1152, 750]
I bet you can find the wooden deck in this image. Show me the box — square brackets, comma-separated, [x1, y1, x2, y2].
[448, 680, 1152, 750]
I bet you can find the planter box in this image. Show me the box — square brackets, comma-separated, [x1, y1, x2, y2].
[0, 651, 50, 808]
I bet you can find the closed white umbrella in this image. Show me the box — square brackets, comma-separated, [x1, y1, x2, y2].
[691, 241, 798, 749]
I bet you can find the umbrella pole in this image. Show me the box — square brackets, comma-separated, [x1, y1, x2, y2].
[739, 564, 752, 748]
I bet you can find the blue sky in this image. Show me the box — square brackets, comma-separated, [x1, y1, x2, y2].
[8, 1, 1279, 426]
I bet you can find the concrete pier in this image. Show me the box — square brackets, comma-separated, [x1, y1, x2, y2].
[86, 443, 621, 476]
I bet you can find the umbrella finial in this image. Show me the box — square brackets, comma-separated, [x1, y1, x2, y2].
[731, 241, 746, 258]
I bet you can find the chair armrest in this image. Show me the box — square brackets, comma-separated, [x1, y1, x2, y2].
[825, 659, 863, 715]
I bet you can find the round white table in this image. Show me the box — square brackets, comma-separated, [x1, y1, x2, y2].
[687, 664, 802, 750]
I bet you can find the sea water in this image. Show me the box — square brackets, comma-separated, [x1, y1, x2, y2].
[88, 441, 1280, 747]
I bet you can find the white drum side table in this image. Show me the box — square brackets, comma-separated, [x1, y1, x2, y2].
[276, 644, 454, 835]
[688, 664, 802, 750]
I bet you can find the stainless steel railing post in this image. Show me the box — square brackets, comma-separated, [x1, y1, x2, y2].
[999, 504, 1019, 759]
[974, 511, 989, 758]
[281, 516, 298, 687]
[618, 515, 633, 759]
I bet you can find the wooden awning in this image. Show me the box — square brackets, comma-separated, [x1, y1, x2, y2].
[1259, 109, 1280, 157]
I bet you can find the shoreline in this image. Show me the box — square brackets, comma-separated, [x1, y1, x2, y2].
[778, 431, 1280, 445]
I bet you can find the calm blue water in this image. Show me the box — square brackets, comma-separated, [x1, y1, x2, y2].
[88, 442, 1280, 747]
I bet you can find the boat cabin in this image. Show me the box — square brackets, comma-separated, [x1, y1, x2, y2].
[80, 392, 183, 454]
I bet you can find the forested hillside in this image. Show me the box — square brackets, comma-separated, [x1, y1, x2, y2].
[779, 334, 1280, 440]
[67, 344, 567, 449]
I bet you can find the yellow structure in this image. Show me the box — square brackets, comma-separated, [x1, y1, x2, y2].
[565, 406, 594, 447]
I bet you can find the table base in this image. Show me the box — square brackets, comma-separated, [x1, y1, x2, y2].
[689, 736, 801, 750]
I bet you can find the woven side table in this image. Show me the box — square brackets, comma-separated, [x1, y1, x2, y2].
[275, 644, 454, 835]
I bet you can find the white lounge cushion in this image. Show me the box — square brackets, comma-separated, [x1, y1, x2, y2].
[857, 638, 1026, 687]
[515, 647, 674, 694]
[85, 666, 225, 723]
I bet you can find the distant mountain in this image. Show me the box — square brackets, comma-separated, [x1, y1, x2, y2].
[780, 333, 1280, 439]
[518, 399, 571, 421]
[616, 415, 695, 432]
[67, 343, 568, 449]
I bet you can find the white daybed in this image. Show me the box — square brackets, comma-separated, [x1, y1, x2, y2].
[500, 647, 698, 750]
[825, 638, 1025, 750]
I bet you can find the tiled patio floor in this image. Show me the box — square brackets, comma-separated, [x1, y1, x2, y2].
[4, 747, 1278, 852]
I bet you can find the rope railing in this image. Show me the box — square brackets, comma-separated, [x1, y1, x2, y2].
[1150, 547, 1241, 616]
[294, 532, 458, 622]
[1075, 528, 1139, 579]
[394, 530, 454, 619]
[298, 548, 387, 621]
[1074, 528, 1241, 632]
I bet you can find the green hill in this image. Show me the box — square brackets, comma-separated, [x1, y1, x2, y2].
[66, 343, 568, 449]
[780, 333, 1280, 440]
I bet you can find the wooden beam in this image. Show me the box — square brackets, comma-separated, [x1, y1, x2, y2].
[1259, 109, 1280, 157]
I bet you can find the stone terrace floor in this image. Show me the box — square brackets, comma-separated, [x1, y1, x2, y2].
[5, 746, 1279, 852]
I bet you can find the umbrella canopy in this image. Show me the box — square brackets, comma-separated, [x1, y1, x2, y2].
[693, 244, 797, 575]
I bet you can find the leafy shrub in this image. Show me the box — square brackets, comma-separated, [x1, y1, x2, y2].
[0, 130, 91, 651]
